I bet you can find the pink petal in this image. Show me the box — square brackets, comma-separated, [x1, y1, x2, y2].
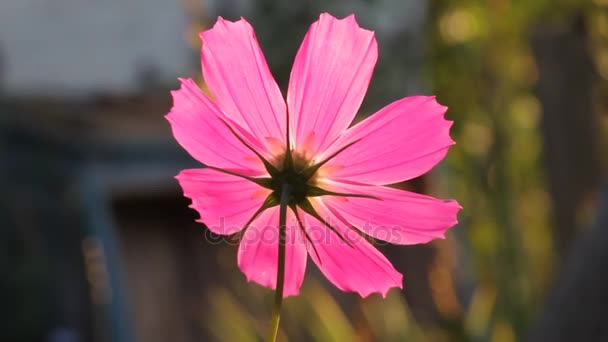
[166, 78, 266, 176]
[176, 168, 271, 235]
[318, 96, 455, 185]
[287, 13, 377, 157]
[238, 207, 308, 297]
[200, 17, 286, 152]
[301, 199, 402, 297]
[319, 180, 461, 244]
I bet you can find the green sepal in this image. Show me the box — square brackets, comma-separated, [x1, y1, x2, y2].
[300, 139, 361, 180]
[283, 108, 294, 171]
[298, 198, 353, 247]
[307, 185, 382, 200]
[290, 204, 322, 263]
[206, 166, 273, 189]
[240, 193, 280, 233]
[219, 119, 281, 177]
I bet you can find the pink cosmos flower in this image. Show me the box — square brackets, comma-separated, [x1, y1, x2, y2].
[167, 13, 461, 298]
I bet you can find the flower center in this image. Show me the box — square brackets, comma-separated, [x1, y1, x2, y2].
[270, 152, 313, 206]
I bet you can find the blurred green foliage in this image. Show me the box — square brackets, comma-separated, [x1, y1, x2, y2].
[200, 1, 608, 341]
[429, 0, 602, 339]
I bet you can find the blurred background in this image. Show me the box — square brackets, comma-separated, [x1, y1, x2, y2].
[1, 0, 607, 341]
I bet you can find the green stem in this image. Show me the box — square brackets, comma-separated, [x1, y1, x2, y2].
[267, 183, 291, 342]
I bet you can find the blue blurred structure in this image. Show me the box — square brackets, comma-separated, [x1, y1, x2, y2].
[0, 102, 197, 341]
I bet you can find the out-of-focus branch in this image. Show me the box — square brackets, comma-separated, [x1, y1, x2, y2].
[527, 184, 608, 341]
[531, 15, 600, 260]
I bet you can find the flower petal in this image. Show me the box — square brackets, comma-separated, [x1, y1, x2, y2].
[287, 13, 377, 157]
[176, 168, 271, 235]
[319, 96, 454, 185]
[238, 208, 308, 297]
[200, 17, 286, 151]
[319, 180, 461, 245]
[166, 78, 267, 175]
[301, 199, 402, 297]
